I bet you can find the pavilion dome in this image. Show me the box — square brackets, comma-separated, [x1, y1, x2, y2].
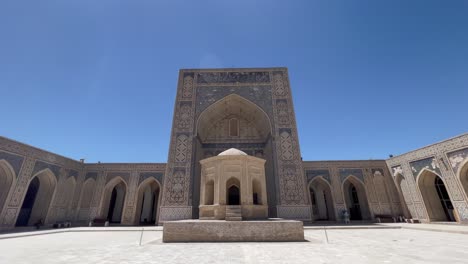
[218, 148, 248, 156]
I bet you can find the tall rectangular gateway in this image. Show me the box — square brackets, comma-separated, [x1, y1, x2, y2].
[158, 68, 311, 222]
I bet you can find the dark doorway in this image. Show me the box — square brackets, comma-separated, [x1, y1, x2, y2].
[323, 192, 329, 220]
[253, 193, 259, 205]
[228, 185, 240, 205]
[107, 188, 118, 222]
[310, 188, 317, 216]
[16, 177, 40, 226]
[349, 184, 362, 220]
[435, 177, 455, 221]
[139, 189, 159, 225]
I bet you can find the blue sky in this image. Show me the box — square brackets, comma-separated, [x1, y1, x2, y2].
[1, 0, 467, 163]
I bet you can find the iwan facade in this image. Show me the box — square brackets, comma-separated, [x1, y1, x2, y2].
[0, 68, 467, 231]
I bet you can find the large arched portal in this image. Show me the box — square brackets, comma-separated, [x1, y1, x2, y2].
[194, 94, 275, 217]
[418, 170, 455, 222]
[100, 178, 127, 224]
[16, 169, 57, 226]
[343, 176, 371, 221]
[0, 160, 16, 213]
[309, 178, 336, 221]
[134, 178, 161, 225]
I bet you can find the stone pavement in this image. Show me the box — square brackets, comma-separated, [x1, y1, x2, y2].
[0, 226, 468, 263]
[388, 223, 468, 235]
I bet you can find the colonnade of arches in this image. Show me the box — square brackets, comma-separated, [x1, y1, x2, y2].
[2, 157, 468, 226]
[308, 176, 371, 222]
[393, 159, 468, 223]
[97, 177, 162, 225]
[202, 177, 264, 206]
[0, 160, 163, 227]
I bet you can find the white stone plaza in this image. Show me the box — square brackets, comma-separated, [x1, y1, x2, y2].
[1, 225, 468, 264]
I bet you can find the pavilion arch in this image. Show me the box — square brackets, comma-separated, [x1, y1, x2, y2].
[16, 168, 57, 226]
[0, 160, 16, 214]
[342, 175, 371, 220]
[226, 177, 241, 205]
[134, 178, 162, 225]
[417, 169, 456, 222]
[99, 177, 128, 224]
[196, 94, 273, 142]
[457, 158, 468, 201]
[309, 177, 336, 221]
[394, 173, 412, 218]
[77, 178, 96, 221]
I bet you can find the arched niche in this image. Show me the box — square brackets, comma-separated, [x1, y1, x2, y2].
[77, 178, 96, 221]
[194, 94, 276, 218]
[196, 94, 272, 143]
[394, 173, 412, 218]
[252, 178, 263, 205]
[309, 177, 336, 221]
[0, 160, 16, 214]
[99, 177, 127, 224]
[134, 178, 161, 225]
[62, 176, 76, 220]
[16, 169, 57, 226]
[458, 159, 468, 200]
[342, 176, 371, 220]
[417, 169, 456, 222]
[204, 180, 214, 205]
[226, 177, 241, 205]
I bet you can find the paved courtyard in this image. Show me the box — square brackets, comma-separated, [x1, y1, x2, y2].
[1, 227, 467, 264]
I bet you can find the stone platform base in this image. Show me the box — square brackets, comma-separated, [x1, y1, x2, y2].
[163, 219, 304, 242]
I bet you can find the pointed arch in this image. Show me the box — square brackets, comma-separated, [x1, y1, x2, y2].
[417, 168, 456, 222]
[99, 176, 128, 223]
[0, 160, 16, 215]
[16, 168, 57, 226]
[309, 177, 336, 221]
[342, 175, 371, 220]
[226, 177, 241, 205]
[62, 176, 77, 220]
[457, 158, 468, 200]
[134, 177, 161, 225]
[77, 177, 96, 221]
[196, 94, 273, 142]
[394, 173, 412, 218]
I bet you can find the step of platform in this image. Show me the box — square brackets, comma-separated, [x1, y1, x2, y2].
[225, 206, 242, 221]
[199, 217, 215, 220]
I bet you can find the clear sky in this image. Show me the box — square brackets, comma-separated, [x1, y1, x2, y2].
[1, 0, 467, 163]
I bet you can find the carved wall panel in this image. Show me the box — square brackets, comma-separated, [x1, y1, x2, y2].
[175, 134, 189, 163]
[182, 75, 194, 98]
[273, 73, 288, 97]
[0, 151, 24, 176]
[305, 169, 331, 184]
[447, 147, 468, 174]
[279, 130, 294, 161]
[8, 157, 35, 208]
